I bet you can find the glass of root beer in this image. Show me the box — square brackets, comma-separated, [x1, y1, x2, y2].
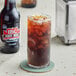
[27, 14, 51, 68]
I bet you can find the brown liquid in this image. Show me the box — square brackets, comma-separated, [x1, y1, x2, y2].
[28, 16, 51, 67]
[22, 0, 35, 4]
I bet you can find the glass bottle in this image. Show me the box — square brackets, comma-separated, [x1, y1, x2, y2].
[0, 0, 20, 54]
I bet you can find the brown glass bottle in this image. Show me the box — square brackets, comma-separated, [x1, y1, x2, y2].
[0, 0, 20, 54]
[21, 0, 36, 8]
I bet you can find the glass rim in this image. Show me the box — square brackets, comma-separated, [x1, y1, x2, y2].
[28, 14, 51, 23]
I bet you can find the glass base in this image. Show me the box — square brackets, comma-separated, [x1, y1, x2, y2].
[20, 60, 55, 73]
[28, 62, 50, 69]
[21, 4, 36, 8]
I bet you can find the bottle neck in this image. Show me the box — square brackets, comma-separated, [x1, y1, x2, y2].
[4, 0, 16, 10]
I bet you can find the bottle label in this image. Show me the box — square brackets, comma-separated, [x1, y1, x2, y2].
[2, 27, 20, 41]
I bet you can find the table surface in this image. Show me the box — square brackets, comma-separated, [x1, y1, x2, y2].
[0, 0, 76, 76]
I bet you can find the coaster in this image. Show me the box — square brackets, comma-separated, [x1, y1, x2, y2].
[20, 60, 55, 73]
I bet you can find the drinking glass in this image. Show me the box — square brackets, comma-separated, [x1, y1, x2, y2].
[27, 14, 51, 68]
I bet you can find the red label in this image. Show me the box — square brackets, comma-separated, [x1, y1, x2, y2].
[3, 28, 20, 40]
